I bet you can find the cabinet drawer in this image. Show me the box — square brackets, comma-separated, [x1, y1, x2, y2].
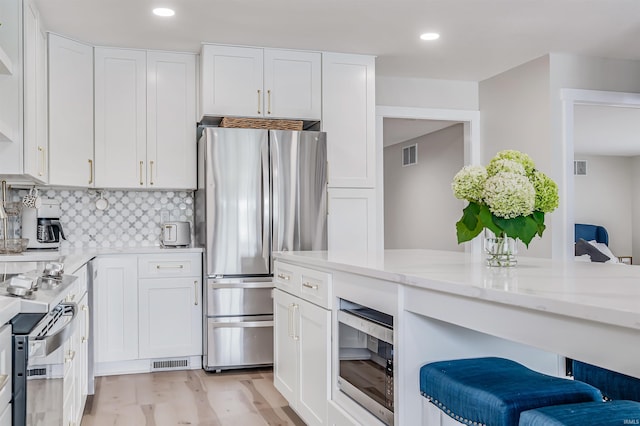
[300, 268, 331, 309]
[138, 253, 202, 278]
[274, 262, 299, 293]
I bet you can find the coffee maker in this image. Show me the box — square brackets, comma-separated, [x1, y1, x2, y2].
[22, 198, 66, 249]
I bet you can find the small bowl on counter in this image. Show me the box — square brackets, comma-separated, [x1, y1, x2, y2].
[0, 238, 29, 254]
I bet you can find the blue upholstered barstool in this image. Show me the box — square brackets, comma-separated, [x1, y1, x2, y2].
[419, 357, 602, 426]
[519, 360, 640, 425]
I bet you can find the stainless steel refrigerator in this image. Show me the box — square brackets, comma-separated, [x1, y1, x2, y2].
[195, 127, 327, 371]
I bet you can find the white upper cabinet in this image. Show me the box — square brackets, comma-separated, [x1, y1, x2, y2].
[322, 53, 376, 188]
[0, 0, 48, 183]
[146, 51, 197, 189]
[48, 33, 94, 187]
[95, 48, 197, 189]
[263, 49, 321, 120]
[200, 44, 321, 120]
[94, 47, 147, 188]
[22, 0, 48, 182]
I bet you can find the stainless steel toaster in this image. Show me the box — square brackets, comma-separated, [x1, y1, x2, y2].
[161, 221, 191, 247]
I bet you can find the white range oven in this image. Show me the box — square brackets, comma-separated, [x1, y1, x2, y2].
[337, 299, 394, 426]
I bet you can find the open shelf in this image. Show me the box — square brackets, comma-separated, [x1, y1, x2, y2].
[0, 45, 13, 75]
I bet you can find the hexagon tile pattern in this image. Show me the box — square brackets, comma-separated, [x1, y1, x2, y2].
[10, 189, 194, 249]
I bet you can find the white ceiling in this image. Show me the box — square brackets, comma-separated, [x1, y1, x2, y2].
[33, 0, 640, 81]
[574, 105, 640, 156]
[383, 118, 459, 147]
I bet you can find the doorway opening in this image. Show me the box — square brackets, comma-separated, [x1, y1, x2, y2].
[375, 106, 480, 252]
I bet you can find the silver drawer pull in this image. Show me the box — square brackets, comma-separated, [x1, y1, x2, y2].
[302, 282, 318, 290]
[156, 264, 184, 269]
[277, 273, 290, 281]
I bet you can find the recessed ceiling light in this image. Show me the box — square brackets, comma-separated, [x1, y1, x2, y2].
[153, 7, 175, 17]
[420, 32, 440, 41]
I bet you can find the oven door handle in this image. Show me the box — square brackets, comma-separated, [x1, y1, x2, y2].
[31, 303, 78, 357]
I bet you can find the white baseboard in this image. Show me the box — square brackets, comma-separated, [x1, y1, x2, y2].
[95, 355, 201, 376]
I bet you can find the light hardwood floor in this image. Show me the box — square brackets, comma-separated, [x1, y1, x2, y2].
[81, 368, 306, 426]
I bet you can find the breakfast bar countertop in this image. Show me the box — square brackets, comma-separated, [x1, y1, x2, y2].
[274, 249, 640, 331]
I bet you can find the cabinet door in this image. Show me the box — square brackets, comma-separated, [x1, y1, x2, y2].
[48, 34, 94, 187]
[94, 256, 138, 363]
[22, 0, 47, 183]
[95, 48, 146, 188]
[77, 292, 89, 418]
[322, 53, 376, 188]
[147, 51, 197, 189]
[297, 298, 330, 426]
[200, 45, 263, 118]
[264, 49, 321, 120]
[138, 277, 202, 358]
[328, 188, 377, 254]
[273, 289, 298, 406]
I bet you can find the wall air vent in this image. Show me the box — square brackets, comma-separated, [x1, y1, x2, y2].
[151, 358, 189, 371]
[28, 367, 47, 377]
[402, 144, 418, 166]
[574, 160, 587, 176]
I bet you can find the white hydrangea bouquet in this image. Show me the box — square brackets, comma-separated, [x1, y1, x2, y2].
[452, 150, 559, 247]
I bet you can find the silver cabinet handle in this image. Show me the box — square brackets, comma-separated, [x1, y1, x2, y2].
[82, 304, 89, 343]
[302, 282, 318, 290]
[257, 89, 262, 114]
[149, 160, 154, 186]
[139, 161, 144, 185]
[277, 273, 290, 281]
[88, 159, 93, 184]
[38, 146, 45, 176]
[65, 349, 76, 363]
[156, 264, 184, 269]
[267, 89, 271, 114]
[194, 280, 198, 305]
[288, 303, 294, 338]
[293, 304, 299, 341]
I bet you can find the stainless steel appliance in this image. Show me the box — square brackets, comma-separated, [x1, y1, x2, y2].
[1, 270, 79, 426]
[337, 299, 394, 425]
[161, 221, 191, 247]
[196, 127, 327, 371]
[21, 198, 66, 249]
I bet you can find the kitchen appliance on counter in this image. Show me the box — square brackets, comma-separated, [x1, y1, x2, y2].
[1, 267, 79, 426]
[22, 198, 66, 249]
[161, 221, 191, 247]
[196, 127, 327, 371]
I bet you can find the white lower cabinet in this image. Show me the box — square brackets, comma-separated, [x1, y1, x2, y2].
[94, 256, 139, 363]
[0, 324, 11, 426]
[274, 288, 330, 426]
[328, 401, 360, 426]
[138, 277, 201, 359]
[94, 252, 202, 375]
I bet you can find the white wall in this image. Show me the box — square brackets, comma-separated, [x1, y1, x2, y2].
[377, 76, 479, 110]
[632, 156, 640, 265]
[384, 124, 464, 250]
[478, 55, 552, 257]
[573, 154, 633, 259]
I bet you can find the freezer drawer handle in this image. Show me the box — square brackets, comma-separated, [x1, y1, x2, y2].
[156, 264, 184, 269]
[302, 281, 318, 290]
[211, 320, 274, 328]
[277, 273, 290, 281]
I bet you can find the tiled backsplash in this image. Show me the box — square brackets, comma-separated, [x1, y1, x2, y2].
[10, 188, 194, 249]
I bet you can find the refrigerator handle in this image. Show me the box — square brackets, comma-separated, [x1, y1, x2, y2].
[261, 139, 270, 264]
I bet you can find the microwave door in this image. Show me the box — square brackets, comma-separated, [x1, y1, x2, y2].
[205, 128, 270, 276]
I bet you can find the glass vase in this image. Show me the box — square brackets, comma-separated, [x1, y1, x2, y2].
[483, 233, 517, 267]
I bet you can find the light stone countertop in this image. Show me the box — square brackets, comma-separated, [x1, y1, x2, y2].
[274, 249, 640, 331]
[0, 246, 204, 323]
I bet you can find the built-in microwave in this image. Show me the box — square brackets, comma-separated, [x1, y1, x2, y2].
[337, 299, 394, 426]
